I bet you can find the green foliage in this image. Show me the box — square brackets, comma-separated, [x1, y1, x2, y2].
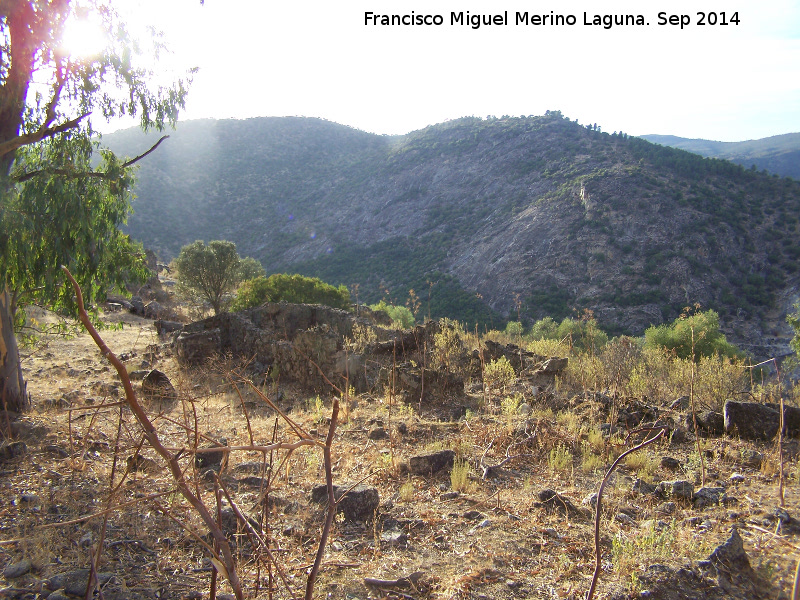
[787, 302, 800, 359]
[232, 273, 350, 311]
[174, 240, 243, 315]
[528, 316, 559, 340]
[555, 315, 608, 352]
[483, 356, 516, 392]
[238, 256, 266, 281]
[369, 300, 415, 329]
[644, 309, 742, 360]
[432, 320, 464, 372]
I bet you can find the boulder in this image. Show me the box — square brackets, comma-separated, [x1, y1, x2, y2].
[695, 410, 725, 435]
[311, 483, 380, 522]
[141, 369, 177, 403]
[409, 449, 455, 475]
[723, 400, 800, 440]
[656, 480, 694, 501]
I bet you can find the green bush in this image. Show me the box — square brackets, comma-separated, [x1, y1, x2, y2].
[232, 273, 350, 311]
[369, 300, 415, 329]
[643, 309, 742, 360]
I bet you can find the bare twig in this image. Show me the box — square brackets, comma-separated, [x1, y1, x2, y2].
[305, 399, 340, 600]
[585, 426, 666, 600]
[62, 266, 244, 600]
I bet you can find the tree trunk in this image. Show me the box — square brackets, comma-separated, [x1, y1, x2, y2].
[0, 285, 25, 412]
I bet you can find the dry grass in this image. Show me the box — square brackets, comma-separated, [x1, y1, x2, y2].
[3, 310, 798, 600]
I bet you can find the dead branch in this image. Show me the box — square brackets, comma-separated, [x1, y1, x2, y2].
[480, 423, 537, 479]
[62, 266, 244, 600]
[585, 426, 666, 600]
[305, 399, 340, 600]
[0, 112, 89, 159]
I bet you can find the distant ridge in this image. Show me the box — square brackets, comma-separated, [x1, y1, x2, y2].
[640, 132, 800, 179]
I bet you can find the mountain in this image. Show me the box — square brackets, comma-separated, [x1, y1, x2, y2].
[640, 133, 800, 180]
[105, 113, 800, 358]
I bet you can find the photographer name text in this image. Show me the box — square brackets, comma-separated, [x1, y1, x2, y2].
[364, 11, 740, 30]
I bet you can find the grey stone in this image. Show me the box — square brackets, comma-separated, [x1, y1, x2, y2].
[409, 449, 455, 475]
[660, 456, 681, 471]
[368, 426, 387, 440]
[311, 483, 379, 522]
[632, 478, 657, 495]
[738, 448, 763, 469]
[693, 487, 727, 509]
[655, 502, 676, 515]
[696, 411, 725, 435]
[3, 558, 32, 579]
[195, 440, 228, 470]
[141, 369, 177, 402]
[656, 480, 694, 501]
[724, 400, 800, 440]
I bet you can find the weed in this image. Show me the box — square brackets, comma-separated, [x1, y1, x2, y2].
[399, 479, 414, 502]
[556, 410, 583, 435]
[586, 428, 605, 453]
[501, 393, 524, 416]
[581, 444, 604, 473]
[548, 444, 573, 474]
[484, 356, 516, 393]
[625, 452, 658, 482]
[612, 520, 678, 574]
[450, 457, 472, 491]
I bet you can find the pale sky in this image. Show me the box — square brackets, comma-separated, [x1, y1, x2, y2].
[106, 0, 800, 142]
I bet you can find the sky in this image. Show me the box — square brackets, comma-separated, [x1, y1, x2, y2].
[101, 0, 800, 142]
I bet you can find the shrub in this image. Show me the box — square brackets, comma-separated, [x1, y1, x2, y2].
[232, 273, 350, 311]
[483, 356, 516, 392]
[643, 309, 742, 360]
[369, 300, 415, 329]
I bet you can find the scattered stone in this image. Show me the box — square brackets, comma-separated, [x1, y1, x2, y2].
[538, 357, 568, 373]
[535, 489, 587, 518]
[656, 480, 694, 501]
[729, 473, 745, 484]
[655, 502, 676, 515]
[195, 440, 228, 471]
[632, 478, 657, 495]
[695, 411, 725, 436]
[738, 448, 763, 469]
[3, 558, 32, 579]
[408, 450, 455, 475]
[141, 369, 177, 403]
[670, 396, 690, 410]
[660, 456, 681, 471]
[44, 570, 115, 596]
[693, 487, 727, 509]
[380, 531, 408, 546]
[368, 426, 387, 440]
[310, 484, 380, 522]
[18, 493, 40, 505]
[79, 531, 93, 547]
[126, 454, 158, 473]
[517, 403, 531, 416]
[396, 422, 408, 435]
[463, 510, 484, 520]
[582, 492, 598, 508]
[615, 513, 636, 525]
[233, 461, 264, 475]
[46, 591, 71, 600]
[440, 491, 459, 500]
[0, 441, 26, 461]
[701, 527, 754, 591]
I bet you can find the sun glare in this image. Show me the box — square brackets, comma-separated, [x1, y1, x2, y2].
[60, 16, 107, 58]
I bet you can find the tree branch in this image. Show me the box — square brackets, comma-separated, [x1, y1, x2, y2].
[0, 112, 89, 159]
[13, 135, 169, 183]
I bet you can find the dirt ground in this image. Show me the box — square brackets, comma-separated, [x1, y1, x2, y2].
[1, 308, 798, 600]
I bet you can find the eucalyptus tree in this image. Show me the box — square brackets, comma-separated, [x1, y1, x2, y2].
[0, 1, 194, 412]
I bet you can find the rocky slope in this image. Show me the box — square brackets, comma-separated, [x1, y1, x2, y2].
[106, 113, 800, 357]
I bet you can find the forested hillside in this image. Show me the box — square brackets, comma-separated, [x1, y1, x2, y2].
[107, 113, 800, 356]
[641, 132, 800, 179]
